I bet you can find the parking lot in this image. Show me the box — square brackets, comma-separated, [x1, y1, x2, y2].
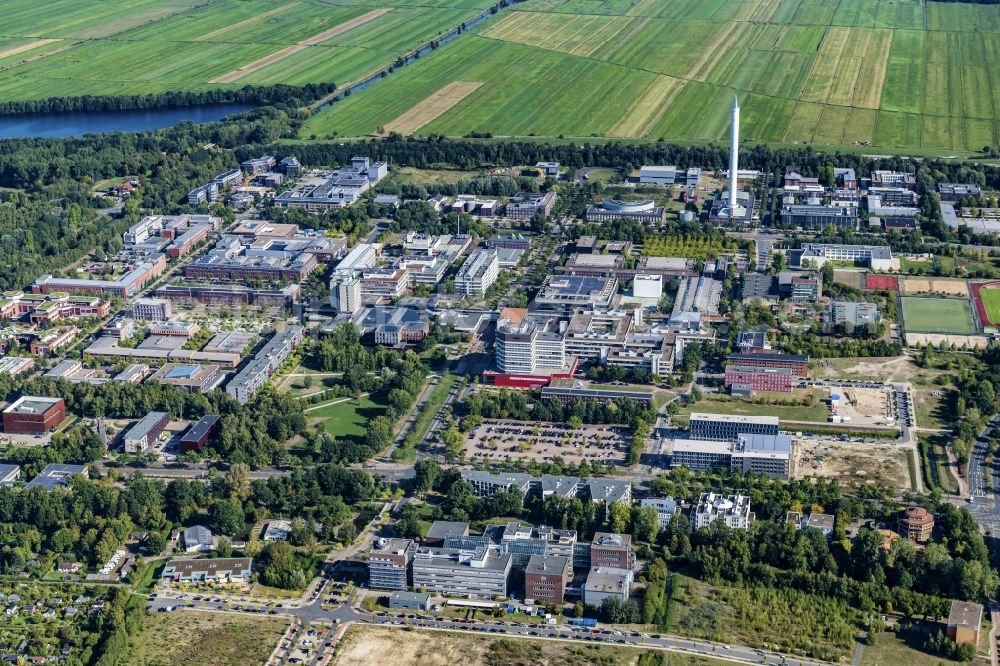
[464, 419, 629, 466]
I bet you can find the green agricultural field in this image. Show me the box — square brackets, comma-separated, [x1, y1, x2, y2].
[302, 0, 1000, 153]
[901, 297, 977, 334]
[0, 0, 497, 99]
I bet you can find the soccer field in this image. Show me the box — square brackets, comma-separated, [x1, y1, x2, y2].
[901, 297, 977, 335]
[302, 0, 1000, 152]
[979, 287, 1000, 325]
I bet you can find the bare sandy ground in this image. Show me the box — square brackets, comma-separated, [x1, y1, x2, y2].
[385, 81, 483, 134]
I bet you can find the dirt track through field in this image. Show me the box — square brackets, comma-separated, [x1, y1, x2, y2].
[0, 39, 60, 59]
[211, 8, 391, 83]
[195, 6, 293, 42]
[609, 75, 684, 137]
[385, 81, 483, 134]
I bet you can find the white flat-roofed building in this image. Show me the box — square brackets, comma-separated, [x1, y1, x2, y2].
[411, 546, 512, 599]
[633, 274, 663, 299]
[534, 275, 618, 310]
[455, 248, 500, 296]
[641, 497, 678, 528]
[495, 315, 565, 374]
[640, 165, 678, 185]
[794, 243, 893, 271]
[333, 242, 378, 276]
[692, 493, 753, 530]
[583, 566, 633, 605]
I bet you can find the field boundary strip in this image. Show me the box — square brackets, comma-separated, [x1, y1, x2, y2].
[194, 5, 294, 42]
[210, 7, 391, 84]
[0, 39, 60, 60]
[384, 80, 484, 134]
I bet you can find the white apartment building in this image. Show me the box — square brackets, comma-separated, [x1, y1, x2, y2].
[691, 493, 753, 530]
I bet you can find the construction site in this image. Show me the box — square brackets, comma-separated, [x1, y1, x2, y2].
[828, 387, 896, 428]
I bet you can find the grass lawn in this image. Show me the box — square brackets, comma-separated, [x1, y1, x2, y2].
[126, 610, 289, 666]
[901, 297, 977, 334]
[912, 389, 951, 430]
[899, 257, 934, 273]
[862, 626, 985, 666]
[308, 395, 386, 439]
[394, 166, 482, 185]
[675, 389, 829, 424]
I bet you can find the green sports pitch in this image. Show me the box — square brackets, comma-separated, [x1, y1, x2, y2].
[979, 287, 1000, 325]
[901, 297, 977, 335]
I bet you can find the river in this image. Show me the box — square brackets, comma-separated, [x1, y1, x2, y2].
[0, 102, 254, 139]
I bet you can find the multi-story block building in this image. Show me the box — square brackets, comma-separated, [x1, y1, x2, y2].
[724, 364, 794, 393]
[455, 248, 500, 296]
[123, 411, 169, 453]
[590, 533, 634, 570]
[359, 268, 409, 300]
[225, 325, 304, 403]
[725, 353, 809, 376]
[688, 413, 780, 442]
[494, 313, 565, 374]
[132, 297, 172, 322]
[583, 567, 633, 606]
[368, 538, 414, 590]
[524, 555, 570, 605]
[411, 546, 512, 599]
[33, 256, 167, 298]
[505, 191, 556, 219]
[2, 396, 66, 434]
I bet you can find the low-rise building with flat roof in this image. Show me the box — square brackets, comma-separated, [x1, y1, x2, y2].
[149, 363, 222, 394]
[161, 557, 252, 583]
[3, 396, 66, 433]
[123, 411, 169, 453]
[947, 600, 983, 645]
[180, 415, 220, 452]
[25, 464, 87, 491]
[183, 525, 214, 553]
[389, 591, 432, 611]
[226, 325, 304, 404]
[640, 497, 678, 528]
[583, 566, 632, 606]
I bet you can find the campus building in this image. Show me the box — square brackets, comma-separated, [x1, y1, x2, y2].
[790, 243, 893, 271]
[505, 191, 557, 219]
[724, 364, 795, 393]
[586, 198, 664, 223]
[2, 396, 66, 434]
[32, 256, 167, 298]
[725, 353, 809, 376]
[688, 413, 780, 442]
[122, 411, 169, 453]
[590, 533, 634, 570]
[524, 555, 570, 605]
[583, 567, 633, 606]
[161, 557, 252, 584]
[455, 248, 500, 296]
[274, 157, 387, 211]
[226, 325, 305, 404]
[368, 538, 414, 590]
[411, 546, 512, 599]
[640, 497, 678, 528]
